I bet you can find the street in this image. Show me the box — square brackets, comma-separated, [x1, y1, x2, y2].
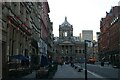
[76, 63, 119, 80]
[53, 64, 104, 79]
[18, 63, 119, 80]
[87, 64, 118, 78]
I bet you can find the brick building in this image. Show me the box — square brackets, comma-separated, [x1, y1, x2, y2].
[98, 6, 120, 67]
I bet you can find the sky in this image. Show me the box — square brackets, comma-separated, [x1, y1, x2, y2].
[48, 0, 120, 40]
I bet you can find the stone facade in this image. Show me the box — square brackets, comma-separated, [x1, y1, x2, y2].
[82, 30, 93, 44]
[2, 2, 33, 78]
[81, 30, 94, 60]
[1, 2, 53, 79]
[54, 17, 84, 62]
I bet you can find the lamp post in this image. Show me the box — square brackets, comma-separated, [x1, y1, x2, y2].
[118, 14, 120, 80]
[92, 42, 95, 58]
[84, 40, 91, 80]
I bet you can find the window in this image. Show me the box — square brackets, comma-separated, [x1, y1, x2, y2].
[75, 50, 77, 53]
[79, 50, 81, 53]
[83, 50, 85, 53]
[65, 32, 67, 36]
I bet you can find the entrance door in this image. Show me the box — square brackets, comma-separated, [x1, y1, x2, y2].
[0, 41, 2, 79]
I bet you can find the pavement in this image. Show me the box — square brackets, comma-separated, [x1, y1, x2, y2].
[22, 71, 36, 79]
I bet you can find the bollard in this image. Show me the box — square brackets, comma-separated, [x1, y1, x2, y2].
[78, 68, 83, 72]
[75, 66, 77, 69]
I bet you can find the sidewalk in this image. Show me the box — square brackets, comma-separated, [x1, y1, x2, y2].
[22, 71, 36, 78]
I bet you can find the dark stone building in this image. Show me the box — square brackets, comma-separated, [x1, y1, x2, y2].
[53, 17, 84, 62]
[1, 2, 53, 79]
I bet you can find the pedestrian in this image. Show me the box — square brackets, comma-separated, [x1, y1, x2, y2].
[60, 62, 63, 67]
[101, 61, 104, 66]
[107, 61, 111, 66]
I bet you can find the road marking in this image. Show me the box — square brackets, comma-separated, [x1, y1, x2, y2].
[82, 68, 105, 78]
[87, 70, 104, 78]
[87, 64, 116, 70]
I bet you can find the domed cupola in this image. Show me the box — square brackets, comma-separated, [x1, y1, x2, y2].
[59, 17, 73, 38]
[61, 17, 72, 27]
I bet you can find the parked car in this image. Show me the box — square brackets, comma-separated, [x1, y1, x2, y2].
[65, 61, 69, 64]
[87, 58, 96, 64]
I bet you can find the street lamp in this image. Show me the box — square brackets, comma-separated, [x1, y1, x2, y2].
[92, 42, 95, 58]
[84, 40, 91, 80]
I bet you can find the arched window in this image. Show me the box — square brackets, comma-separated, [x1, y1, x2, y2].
[65, 32, 67, 36]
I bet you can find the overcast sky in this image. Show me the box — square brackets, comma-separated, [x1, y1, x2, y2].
[48, 0, 120, 40]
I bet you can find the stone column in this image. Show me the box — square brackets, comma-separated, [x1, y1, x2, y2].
[23, 36, 26, 55]
[63, 45, 65, 56]
[14, 2, 20, 17]
[68, 45, 69, 56]
[60, 45, 62, 56]
[6, 26, 10, 61]
[69, 45, 71, 56]
[16, 30, 19, 55]
[26, 13, 30, 28]
[73, 45, 75, 56]
[13, 29, 16, 55]
[23, 5, 26, 22]
[70, 45, 72, 56]
[21, 34, 23, 55]
[28, 37, 32, 56]
[65, 45, 67, 55]
[0, 40, 2, 80]
[0, 3, 2, 79]
[19, 33, 21, 54]
[9, 27, 13, 56]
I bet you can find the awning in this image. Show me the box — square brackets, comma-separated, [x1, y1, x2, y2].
[10, 54, 29, 61]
